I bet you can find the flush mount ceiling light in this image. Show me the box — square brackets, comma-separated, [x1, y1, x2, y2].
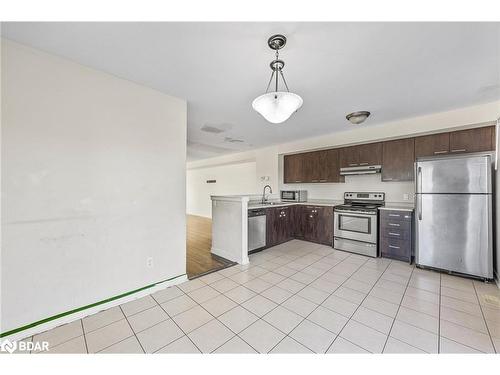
[252, 34, 303, 124]
[346, 111, 371, 125]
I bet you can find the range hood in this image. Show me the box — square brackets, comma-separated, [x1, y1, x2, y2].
[340, 165, 382, 176]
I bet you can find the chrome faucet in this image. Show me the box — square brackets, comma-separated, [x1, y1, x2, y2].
[261, 185, 273, 204]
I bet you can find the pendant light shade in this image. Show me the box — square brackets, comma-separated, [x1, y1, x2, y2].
[252, 91, 303, 124]
[252, 34, 302, 124]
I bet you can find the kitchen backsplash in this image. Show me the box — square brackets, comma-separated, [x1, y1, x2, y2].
[280, 173, 414, 203]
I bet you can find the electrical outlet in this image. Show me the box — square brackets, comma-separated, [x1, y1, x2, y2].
[403, 193, 410, 201]
[146, 257, 153, 268]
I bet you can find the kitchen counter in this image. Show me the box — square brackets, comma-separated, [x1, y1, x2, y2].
[378, 202, 414, 212]
[248, 199, 343, 210]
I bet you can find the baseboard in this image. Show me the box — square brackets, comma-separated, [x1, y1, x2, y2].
[211, 246, 248, 264]
[1, 273, 187, 343]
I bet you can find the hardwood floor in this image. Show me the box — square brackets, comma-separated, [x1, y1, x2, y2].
[186, 214, 234, 279]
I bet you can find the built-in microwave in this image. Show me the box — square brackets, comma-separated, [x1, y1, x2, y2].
[280, 190, 308, 202]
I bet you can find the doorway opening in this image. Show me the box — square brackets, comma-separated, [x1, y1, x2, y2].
[186, 214, 234, 279]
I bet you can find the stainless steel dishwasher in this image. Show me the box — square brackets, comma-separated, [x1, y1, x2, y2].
[248, 209, 267, 253]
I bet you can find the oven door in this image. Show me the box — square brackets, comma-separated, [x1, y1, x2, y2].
[334, 211, 377, 244]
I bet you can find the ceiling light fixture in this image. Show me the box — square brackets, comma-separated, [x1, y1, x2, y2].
[252, 34, 303, 124]
[346, 111, 371, 125]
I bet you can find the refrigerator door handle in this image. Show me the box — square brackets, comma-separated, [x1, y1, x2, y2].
[417, 166, 422, 193]
[417, 166, 422, 220]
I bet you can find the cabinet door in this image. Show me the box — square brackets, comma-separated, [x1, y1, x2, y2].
[449, 127, 494, 154]
[302, 206, 317, 242]
[382, 138, 415, 181]
[415, 133, 450, 157]
[279, 206, 292, 242]
[340, 146, 359, 168]
[303, 152, 317, 182]
[283, 153, 305, 183]
[292, 205, 304, 238]
[266, 207, 280, 248]
[358, 143, 382, 165]
[315, 207, 334, 245]
[325, 149, 344, 183]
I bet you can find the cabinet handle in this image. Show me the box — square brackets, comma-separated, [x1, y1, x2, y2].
[388, 214, 400, 217]
[388, 232, 400, 236]
[312, 179, 319, 182]
[319, 179, 327, 182]
[295, 180, 302, 183]
[451, 149, 466, 153]
[309, 215, 313, 218]
[389, 245, 400, 249]
[348, 163, 358, 166]
[359, 162, 369, 166]
[388, 223, 400, 227]
[384, 178, 393, 181]
[433, 150, 448, 154]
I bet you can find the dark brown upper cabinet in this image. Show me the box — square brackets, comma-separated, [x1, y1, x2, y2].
[415, 126, 495, 158]
[382, 138, 415, 181]
[449, 127, 494, 154]
[326, 149, 344, 183]
[415, 133, 450, 157]
[358, 143, 382, 165]
[340, 146, 359, 168]
[340, 143, 382, 168]
[283, 153, 305, 183]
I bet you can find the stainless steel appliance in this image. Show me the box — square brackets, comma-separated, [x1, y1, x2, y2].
[334, 192, 385, 257]
[248, 209, 267, 253]
[281, 190, 308, 202]
[340, 165, 381, 176]
[415, 153, 493, 280]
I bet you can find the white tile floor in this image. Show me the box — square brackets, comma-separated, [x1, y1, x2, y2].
[12, 240, 500, 354]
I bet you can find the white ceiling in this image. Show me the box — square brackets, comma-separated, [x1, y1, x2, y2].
[3, 22, 499, 160]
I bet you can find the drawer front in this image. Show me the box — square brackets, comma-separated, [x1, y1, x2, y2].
[380, 210, 412, 223]
[380, 219, 411, 232]
[380, 226, 410, 240]
[380, 236, 411, 261]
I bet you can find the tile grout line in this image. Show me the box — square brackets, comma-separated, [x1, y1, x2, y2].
[151, 289, 204, 354]
[267, 254, 371, 353]
[209, 243, 344, 353]
[80, 320, 89, 354]
[471, 280, 497, 353]
[381, 265, 415, 353]
[324, 258, 396, 353]
[213, 244, 332, 353]
[117, 305, 146, 354]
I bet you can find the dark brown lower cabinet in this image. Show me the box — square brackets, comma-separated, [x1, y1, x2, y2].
[266, 206, 292, 247]
[293, 205, 333, 245]
[265, 205, 334, 248]
[379, 209, 413, 263]
[315, 206, 334, 245]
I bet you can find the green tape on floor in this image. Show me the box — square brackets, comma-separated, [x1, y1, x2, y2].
[0, 273, 186, 338]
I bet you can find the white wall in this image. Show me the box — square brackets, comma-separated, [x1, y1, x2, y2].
[1, 40, 187, 333]
[187, 161, 257, 218]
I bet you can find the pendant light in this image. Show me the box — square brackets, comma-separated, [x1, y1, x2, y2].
[252, 35, 303, 124]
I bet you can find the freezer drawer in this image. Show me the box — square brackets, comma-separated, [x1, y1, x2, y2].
[415, 193, 493, 279]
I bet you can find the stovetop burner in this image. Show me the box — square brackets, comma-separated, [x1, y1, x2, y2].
[335, 192, 386, 213]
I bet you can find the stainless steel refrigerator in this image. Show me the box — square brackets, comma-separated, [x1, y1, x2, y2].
[415, 153, 493, 279]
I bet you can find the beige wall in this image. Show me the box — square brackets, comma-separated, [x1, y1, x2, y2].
[1, 40, 187, 333]
[188, 100, 500, 198]
[187, 161, 257, 218]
